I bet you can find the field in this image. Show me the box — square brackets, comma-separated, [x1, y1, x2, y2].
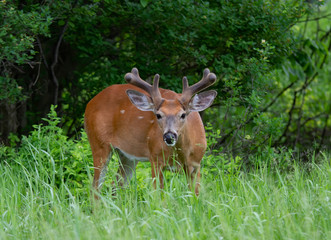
[1, 1, 331, 239]
[1, 148, 330, 239]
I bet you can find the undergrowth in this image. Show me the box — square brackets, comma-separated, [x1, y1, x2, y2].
[0, 107, 330, 239]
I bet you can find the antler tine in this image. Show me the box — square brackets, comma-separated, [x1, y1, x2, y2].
[192, 68, 216, 93]
[152, 74, 163, 106]
[182, 76, 189, 92]
[180, 68, 217, 105]
[125, 68, 152, 94]
[153, 74, 160, 93]
[125, 68, 163, 106]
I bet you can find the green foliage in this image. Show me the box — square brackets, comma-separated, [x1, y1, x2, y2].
[0, 0, 51, 103]
[1, 0, 309, 143]
[1, 1, 331, 238]
[0, 105, 93, 196]
[204, 1, 331, 161]
[203, 123, 242, 176]
[0, 2, 51, 63]
[0, 76, 25, 104]
[1, 0, 330, 164]
[260, 1, 331, 150]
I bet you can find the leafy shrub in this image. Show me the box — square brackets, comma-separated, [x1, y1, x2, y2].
[0, 106, 93, 197]
[0, 1, 51, 103]
[203, 123, 242, 177]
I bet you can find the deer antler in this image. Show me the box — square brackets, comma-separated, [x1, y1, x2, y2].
[125, 68, 163, 107]
[179, 68, 216, 105]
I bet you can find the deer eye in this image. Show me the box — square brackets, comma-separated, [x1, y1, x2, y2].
[156, 114, 162, 120]
[180, 113, 186, 119]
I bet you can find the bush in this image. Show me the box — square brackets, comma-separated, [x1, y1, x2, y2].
[0, 106, 93, 197]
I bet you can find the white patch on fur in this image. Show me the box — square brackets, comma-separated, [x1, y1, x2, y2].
[150, 120, 154, 123]
[120, 110, 125, 114]
[138, 116, 144, 119]
[165, 141, 176, 147]
[117, 148, 149, 162]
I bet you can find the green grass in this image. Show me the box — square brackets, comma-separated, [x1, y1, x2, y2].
[0, 152, 330, 240]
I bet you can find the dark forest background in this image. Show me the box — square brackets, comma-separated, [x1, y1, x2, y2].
[1, 0, 330, 161]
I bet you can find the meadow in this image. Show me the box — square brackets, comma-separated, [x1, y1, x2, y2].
[1, 122, 330, 240]
[1, 1, 331, 239]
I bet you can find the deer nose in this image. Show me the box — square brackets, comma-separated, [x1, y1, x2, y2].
[163, 132, 177, 147]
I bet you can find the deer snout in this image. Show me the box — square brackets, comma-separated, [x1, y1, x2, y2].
[163, 132, 177, 147]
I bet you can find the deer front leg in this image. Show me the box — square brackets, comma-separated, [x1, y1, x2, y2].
[185, 163, 201, 196]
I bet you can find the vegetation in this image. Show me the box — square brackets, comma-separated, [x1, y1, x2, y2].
[1, 0, 331, 239]
[0, 98, 330, 240]
[1, 141, 330, 239]
[1, 0, 329, 153]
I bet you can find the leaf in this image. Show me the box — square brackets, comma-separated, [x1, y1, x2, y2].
[58, 20, 65, 26]
[140, 0, 149, 8]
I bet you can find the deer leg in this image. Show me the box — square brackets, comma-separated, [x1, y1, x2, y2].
[115, 150, 138, 187]
[91, 144, 112, 199]
[185, 163, 201, 196]
[192, 166, 201, 196]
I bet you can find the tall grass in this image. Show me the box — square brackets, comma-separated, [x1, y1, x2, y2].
[1, 148, 330, 239]
[0, 108, 330, 239]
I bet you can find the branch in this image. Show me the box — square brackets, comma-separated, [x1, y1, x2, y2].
[215, 80, 296, 147]
[36, 36, 49, 70]
[296, 13, 331, 23]
[32, 59, 42, 86]
[316, 113, 330, 154]
[49, 0, 78, 105]
[295, 89, 306, 146]
[276, 91, 297, 145]
[300, 112, 326, 128]
[260, 81, 297, 113]
[220, 105, 252, 153]
[321, 28, 331, 41]
[8, 62, 25, 74]
[50, 20, 69, 105]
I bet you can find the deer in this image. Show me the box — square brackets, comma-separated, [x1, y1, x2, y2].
[84, 68, 217, 198]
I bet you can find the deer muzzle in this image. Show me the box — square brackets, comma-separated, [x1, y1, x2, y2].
[163, 132, 177, 147]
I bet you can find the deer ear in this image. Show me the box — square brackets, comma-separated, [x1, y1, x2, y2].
[126, 90, 154, 111]
[188, 90, 217, 112]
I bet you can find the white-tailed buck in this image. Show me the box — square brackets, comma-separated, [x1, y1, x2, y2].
[85, 68, 217, 197]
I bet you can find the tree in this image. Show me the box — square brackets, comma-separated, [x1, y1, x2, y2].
[213, 0, 331, 158]
[0, 1, 51, 142]
[0, 0, 313, 155]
